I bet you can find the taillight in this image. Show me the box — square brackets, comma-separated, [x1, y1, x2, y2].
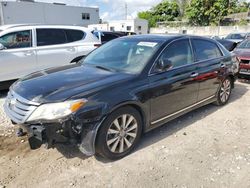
[94, 44, 101, 48]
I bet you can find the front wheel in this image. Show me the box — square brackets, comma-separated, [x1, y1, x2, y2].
[215, 78, 232, 106]
[95, 107, 142, 160]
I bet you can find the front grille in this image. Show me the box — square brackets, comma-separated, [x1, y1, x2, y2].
[241, 59, 250, 64]
[3, 91, 40, 124]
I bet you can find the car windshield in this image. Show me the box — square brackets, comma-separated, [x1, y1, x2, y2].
[82, 39, 163, 74]
[226, 33, 246, 40]
[237, 40, 250, 49]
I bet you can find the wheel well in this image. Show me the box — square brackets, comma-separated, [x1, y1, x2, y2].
[228, 75, 235, 88]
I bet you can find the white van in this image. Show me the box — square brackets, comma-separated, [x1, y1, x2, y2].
[0, 24, 100, 87]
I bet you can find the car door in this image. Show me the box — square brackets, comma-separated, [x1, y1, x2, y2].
[35, 28, 77, 71]
[149, 38, 199, 125]
[0, 29, 36, 82]
[191, 38, 224, 101]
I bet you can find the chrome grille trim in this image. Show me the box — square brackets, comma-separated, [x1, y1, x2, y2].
[3, 91, 40, 124]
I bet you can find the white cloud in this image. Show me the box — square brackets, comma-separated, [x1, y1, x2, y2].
[98, 0, 162, 20]
[101, 12, 110, 20]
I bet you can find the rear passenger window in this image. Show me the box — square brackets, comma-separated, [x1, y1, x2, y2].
[65, 29, 85, 42]
[36, 29, 67, 46]
[192, 39, 222, 62]
[158, 39, 193, 69]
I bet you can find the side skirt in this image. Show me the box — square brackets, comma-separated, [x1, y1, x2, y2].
[146, 96, 216, 132]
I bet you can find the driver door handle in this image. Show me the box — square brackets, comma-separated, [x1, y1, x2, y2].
[190, 72, 199, 78]
[24, 51, 34, 56]
[221, 63, 226, 68]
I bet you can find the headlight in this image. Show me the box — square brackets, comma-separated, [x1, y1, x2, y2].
[27, 99, 87, 122]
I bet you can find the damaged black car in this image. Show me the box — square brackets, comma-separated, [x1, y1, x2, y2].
[4, 35, 238, 160]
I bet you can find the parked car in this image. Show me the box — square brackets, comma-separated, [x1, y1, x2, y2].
[0, 24, 101, 89]
[92, 30, 136, 44]
[216, 39, 237, 52]
[4, 35, 238, 160]
[233, 38, 250, 79]
[225, 32, 250, 44]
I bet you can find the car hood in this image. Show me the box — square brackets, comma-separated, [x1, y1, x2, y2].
[234, 49, 250, 59]
[11, 64, 134, 103]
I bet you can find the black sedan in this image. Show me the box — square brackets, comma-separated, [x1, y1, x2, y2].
[4, 35, 238, 160]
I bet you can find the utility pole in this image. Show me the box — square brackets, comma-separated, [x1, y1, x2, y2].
[125, 3, 127, 20]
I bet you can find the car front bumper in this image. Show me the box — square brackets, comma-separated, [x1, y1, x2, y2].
[21, 119, 104, 156]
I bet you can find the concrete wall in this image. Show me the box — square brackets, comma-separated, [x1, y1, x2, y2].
[150, 25, 250, 37]
[0, 1, 100, 26]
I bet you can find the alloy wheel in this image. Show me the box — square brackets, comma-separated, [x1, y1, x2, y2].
[220, 79, 231, 103]
[106, 114, 138, 154]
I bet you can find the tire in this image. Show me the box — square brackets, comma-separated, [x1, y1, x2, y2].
[215, 77, 232, 106]
[95, 106, 142, 160]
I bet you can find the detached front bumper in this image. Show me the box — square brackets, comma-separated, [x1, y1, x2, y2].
[19, 119, 104, 156]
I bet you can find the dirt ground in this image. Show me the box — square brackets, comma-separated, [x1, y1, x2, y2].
[0, 81, 250, 188]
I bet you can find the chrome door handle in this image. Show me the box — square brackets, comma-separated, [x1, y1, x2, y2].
[190, 72, 199, 78]
[221, 63, 226, 68]
[24, 51, 34, 56]
[67, 47, 75, 52]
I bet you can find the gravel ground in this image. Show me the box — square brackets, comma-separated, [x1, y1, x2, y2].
[0, 81, 250, 188]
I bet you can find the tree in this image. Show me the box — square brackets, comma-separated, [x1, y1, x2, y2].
[138, 0, 181, 27]
[186, 0, 249, 26]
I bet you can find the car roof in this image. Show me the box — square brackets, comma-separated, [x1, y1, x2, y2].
[0, 24, 89, 31]
[119, 34, 217, 43]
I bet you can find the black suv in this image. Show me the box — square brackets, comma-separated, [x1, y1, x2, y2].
[4, 35, 238, 160]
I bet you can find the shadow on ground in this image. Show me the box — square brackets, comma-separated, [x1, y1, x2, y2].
[1, 82, 249, 161]
[96, 82, 248, 163]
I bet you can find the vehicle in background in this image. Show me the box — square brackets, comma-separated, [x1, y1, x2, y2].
[0, 24, 101, 89]
[216, 39, 237, 52]
[4, 35, 238, 160]
[233, 39, 250, 79]
[92, 30, 136, 44]
[225, 33, 250, 44]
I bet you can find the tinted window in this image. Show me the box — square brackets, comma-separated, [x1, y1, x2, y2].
[37, 29, 67, 46]
[65, 29, 84, 42]
[0, 30, 32, 49]
[192, 39, 222, 61]
[226, 33, 246, 40]
[102, 33, 119, 42]
[237, 39, 250, 49]
[158, 39, 193, 70]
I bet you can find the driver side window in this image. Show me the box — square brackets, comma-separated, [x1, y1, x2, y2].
[0, 30, 32, 49]
[156, 39, 193, 72]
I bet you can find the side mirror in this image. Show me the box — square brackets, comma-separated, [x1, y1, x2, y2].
[157, 58, 173, 71]
[0, 43, 5, 50]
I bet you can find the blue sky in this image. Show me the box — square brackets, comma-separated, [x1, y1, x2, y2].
[18, 0, 162, 20]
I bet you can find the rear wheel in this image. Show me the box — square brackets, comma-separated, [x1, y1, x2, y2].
[95, 107, 142, 160]
[215, 78, 232, 106]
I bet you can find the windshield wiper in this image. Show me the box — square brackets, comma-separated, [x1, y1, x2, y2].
[95, 65, 113, 72]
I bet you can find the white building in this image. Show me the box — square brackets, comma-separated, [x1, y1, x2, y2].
[88, 19, 149, 34]
[0, 0, 100, 26]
